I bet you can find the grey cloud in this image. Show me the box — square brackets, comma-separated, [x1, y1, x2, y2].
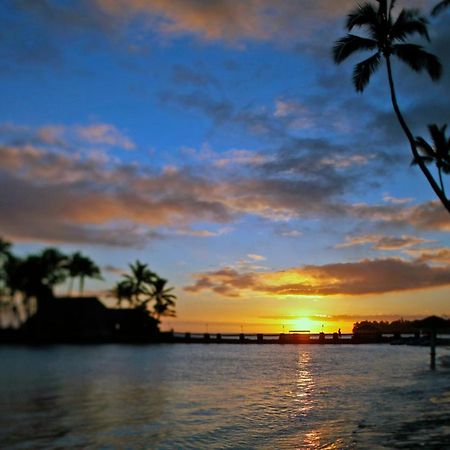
[171, 64, 219, 88]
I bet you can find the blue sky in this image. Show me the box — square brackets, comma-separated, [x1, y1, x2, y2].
[1, 0, 449, 332]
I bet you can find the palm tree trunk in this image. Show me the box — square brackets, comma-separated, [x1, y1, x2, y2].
[68, 277, 74, 296]
[438, 167, 446, 198]
[79, 276, 84, 296]
[385, 56, 450, 213]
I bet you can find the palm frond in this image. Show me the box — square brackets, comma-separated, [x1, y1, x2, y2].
[428, 124, 447, 151]
[431, 0, 450, 16]
[378, 0, 389, 19]
[353, 52, 382, 92]
[410, 155, 434, 166]
[333, 34, 378, 64]
[415, 136, 435, 158]
[391, 9, 429, 42]
[346, 2, 378, 31]
[392, 44, 442, 80]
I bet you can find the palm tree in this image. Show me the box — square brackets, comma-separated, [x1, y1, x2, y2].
[111, 279, 135, 308]
[432, 1, 449, 16]
[0, 239, 20, 326]
[151, 276, 177, 320]
[113, 260, 157, 309]
[333, 0, 449, 212]
[17, 249, 67, 315]
[66, 252, 102, 296]
[0, 238, 12, 295]
[414, 124, 450, 196]
[0, 238, 11, 259]
[111, 261, 177, 318]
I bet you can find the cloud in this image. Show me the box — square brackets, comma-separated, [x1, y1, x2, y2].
[160, 90, 280, 136]
[247, 253, 266, 261]
[0, 139, 237, 245]
[75, 124, 135, 150]
[185, 258, 450, 297]
[103, 264, 126, 274]
[404, 247, 450, 265]
[94, 0, 358, 44]
[173, 227, 233, 237]
[171, 64, 218, 88]
[350, 201, 450, 232]
[1, 115, 448, 248]
[258, 314, 427, 322]
[336, 234, 432, 251]
[383, 194, 413, 205]
[0, 121, 135, 152]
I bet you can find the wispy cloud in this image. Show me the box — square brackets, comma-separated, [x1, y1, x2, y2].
[336, 234, 432, 251]
[94, 0, 359, 44]
[404, 247, 450, 265]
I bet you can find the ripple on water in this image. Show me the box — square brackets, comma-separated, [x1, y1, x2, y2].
[0, 344, 449, 449]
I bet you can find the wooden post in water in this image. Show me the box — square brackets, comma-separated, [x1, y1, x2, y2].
[430, 330, 436, 370]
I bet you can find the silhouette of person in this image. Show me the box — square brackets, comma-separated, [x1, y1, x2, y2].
[338, 328, 342, 337]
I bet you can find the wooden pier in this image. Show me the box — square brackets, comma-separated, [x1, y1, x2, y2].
[160, 331, 442, 345]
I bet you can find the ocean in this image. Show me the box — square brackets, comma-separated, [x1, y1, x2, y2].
[1, 344, 449, 449]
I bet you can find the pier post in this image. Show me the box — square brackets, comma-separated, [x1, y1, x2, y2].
[204, 333, 210, 342]
[216, 333, 222, 342]
[257, 333, 263, 344]
[239, 333, 245, 343]
[319, 332, 325, 344]
[430, 331, 436, 370]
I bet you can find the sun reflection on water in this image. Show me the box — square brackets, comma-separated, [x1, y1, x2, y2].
[295, 350, 315, 417]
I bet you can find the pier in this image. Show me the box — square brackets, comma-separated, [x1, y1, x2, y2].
[161, 331, 449, 345]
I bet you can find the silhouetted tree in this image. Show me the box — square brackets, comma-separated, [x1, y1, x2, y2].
[432, 0, 449, 15]
[113, 260, 156, 309]
[66, 252, 102, 296]
[14, 248, 68, 316]
[0, 238, 11, 295]
[0, 238, 11, 259]
[414, 124, 450, 196]
[112, 279, 135, 308]
[0, 238, 19, 326]
[112, 261, 177, 319]
[152, 276, 177, 319]
[333, 0, 449, 212]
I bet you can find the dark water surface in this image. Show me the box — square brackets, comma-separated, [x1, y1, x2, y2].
[1, 344, 450, 449]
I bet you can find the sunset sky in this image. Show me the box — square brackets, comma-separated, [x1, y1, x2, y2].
[1, 0, 449, 333]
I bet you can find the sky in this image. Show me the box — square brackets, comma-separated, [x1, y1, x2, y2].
[0, 0, 449, 333]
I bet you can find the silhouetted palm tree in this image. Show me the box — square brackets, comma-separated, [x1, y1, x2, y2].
[432, 0, 449, 15]
[112, 279, 135, 308]
[415, 124, 450, 196]
[333, 0, 449, 212]
[14, 248, 68, 316]
[114, 260, 157, 309]
[0, 238, 11, 294]
[0, 239, 20, 326]
[66, 252, 102, 296]
[0, 238, 11, 259]
[151, 277, 176, 320]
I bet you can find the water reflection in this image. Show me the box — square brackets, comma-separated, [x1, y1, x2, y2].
[295, 350, 315, 417]
[1, 345, 450, 449]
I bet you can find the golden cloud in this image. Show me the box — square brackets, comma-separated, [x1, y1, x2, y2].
[185, 258, 450, 297]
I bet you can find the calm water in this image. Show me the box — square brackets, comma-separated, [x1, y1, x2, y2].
[1, 344, 450, 449]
